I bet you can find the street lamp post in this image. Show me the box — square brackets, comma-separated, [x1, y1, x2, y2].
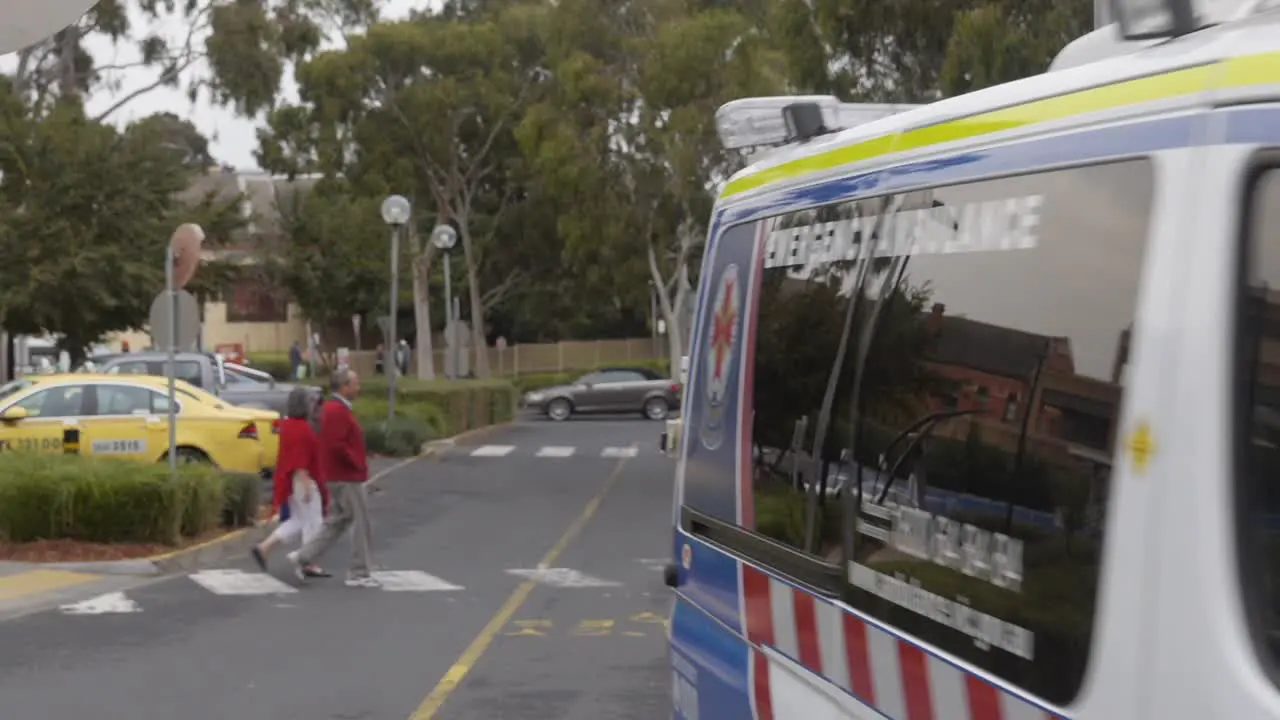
[430, 223, 458, 379]
[380, 195, 411, 425]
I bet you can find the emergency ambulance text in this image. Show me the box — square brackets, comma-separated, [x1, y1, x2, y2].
[764, 193, 1045, 271]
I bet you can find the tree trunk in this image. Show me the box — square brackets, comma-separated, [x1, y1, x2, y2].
[411, 230, 437, 381]
[458, 221, 491, 378]
[647, 240, 685, 377]
[58, 27, 78, 98]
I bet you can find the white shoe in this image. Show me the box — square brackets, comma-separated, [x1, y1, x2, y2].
[344, 575, 381, 588]
[285, 551, 305, 581]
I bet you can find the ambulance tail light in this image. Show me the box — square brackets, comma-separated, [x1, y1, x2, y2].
[271, 419, 281, 435]
[238, 422, 259, 440]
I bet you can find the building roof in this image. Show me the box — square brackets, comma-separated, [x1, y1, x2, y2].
[929, 313, 1056, 381]
[183, 167, 320, 250]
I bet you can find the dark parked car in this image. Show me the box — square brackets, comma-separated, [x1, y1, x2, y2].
[523, 367, 681, 421]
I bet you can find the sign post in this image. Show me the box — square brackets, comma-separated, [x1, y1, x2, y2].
[163, 223, 204, 477]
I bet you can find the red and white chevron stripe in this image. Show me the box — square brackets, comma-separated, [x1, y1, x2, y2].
[741, 564, 1058, 720]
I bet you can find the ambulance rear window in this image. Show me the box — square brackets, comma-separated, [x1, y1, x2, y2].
[683, 158, 1153, 706]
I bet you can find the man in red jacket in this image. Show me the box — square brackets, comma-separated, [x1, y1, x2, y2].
[288, 367, 379, 588]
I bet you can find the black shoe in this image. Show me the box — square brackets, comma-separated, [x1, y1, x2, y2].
[303, 566, 332, 578]
[250, 546, 267, 572]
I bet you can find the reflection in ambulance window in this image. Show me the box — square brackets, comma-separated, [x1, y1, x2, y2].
[1239, 168, 1280, 679]
[745, 159, 1152, 706]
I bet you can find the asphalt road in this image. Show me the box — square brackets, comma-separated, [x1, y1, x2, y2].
[0, 416, 676, 720]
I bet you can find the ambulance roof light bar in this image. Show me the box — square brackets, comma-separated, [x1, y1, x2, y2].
[716, 96, 923, 151]
[1107, 0, 1258, 40]
[1109, 0, 1197, 39]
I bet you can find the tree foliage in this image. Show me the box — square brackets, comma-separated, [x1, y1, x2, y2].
[0, 0, 1095, 364]
[0, 89, 242, 360]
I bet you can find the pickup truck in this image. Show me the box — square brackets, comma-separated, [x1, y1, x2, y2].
[87, 351, 312, 415]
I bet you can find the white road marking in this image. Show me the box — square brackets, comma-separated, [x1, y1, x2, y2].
[369, 570, 463, 592]
[602, 446, 639, 458]
[505, 568, 622, 588]
[189, 569, 298, 595]
[470, 445, 515, 457]
[637, 558, 668, 571]
[59, 591, 141, 615]
[536, 446, 576, 458]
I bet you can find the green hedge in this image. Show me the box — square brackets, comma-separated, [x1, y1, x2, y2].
[249, 355, 294, 380]
[309, 376, 516, 438]
[0, 453, 261, 545]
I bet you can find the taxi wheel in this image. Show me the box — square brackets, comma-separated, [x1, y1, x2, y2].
[171, 447, 211, 465]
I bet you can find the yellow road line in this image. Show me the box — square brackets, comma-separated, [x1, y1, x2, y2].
[0, 569, 101, 601]
[407, 446, 637, 720]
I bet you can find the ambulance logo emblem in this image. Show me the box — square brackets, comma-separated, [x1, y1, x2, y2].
[699, 264, 740, 451]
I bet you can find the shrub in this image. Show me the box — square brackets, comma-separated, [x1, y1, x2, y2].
[362, 416, 436, 457]
[0, 453, 256, 545]
[354, 397, 447, 437]
[246, 353, 294, 380]
[221, 472, 261, 528]
[515, 372, 574, 394]
[316, 377, 516, 437]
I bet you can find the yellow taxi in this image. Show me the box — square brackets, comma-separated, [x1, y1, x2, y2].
[168, 379, 281, 469]
[0, 374, 280, 475]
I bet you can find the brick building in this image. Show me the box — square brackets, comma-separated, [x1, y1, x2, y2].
[922, 303, 1122, 457]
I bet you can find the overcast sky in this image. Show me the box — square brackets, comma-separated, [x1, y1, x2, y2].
[0, 0, 429, 170]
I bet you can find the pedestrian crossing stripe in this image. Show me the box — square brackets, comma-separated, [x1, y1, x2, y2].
[466, 445, 641, 458]
[191, 569, 297, 595]
[187, 569, 463, 596]
[506, 568, 622, 588]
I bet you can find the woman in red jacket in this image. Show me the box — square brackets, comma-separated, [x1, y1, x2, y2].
[251, 387, 331, 578]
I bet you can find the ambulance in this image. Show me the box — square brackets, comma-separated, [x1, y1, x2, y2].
[663, 0, 1280, 718]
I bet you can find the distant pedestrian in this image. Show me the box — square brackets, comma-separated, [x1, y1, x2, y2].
[374, 344, 385, 375]
[251, 387, 330, 578]
[288, 367, 378, 587]
[396, 339, 411, 377]
[290, 341, 304, 380]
